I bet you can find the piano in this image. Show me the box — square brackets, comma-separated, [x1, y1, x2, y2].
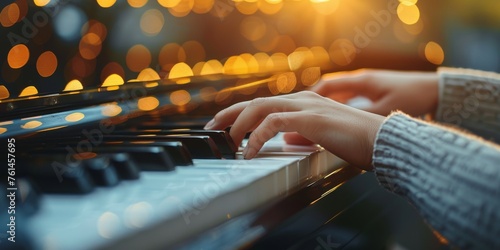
[1, 1, 447, 249]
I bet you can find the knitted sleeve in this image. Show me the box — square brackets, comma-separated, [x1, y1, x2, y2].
[435, 67, 500, 142]
[372, 112, 500, 249]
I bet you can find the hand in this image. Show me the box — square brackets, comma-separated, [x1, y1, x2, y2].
[284, 69, 439, 146]
[204, 91, 385, 169]
[311, 69, 439, 116]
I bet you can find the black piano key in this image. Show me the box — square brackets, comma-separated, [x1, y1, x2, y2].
[109, 153, 141, 180]
[88, 146, 176, 171]
[23, 141, 178, 172]
[120, 141, 193, 166]
[19, 154, 95, 194]
[83, 156, 120, 187]
[124, 129, 237, 159]
[96, 141, 193, 166]
[135, 117, 211, 130]
[103, 134, 223, 159]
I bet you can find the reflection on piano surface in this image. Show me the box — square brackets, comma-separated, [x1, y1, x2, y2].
[1, 1, 447, 249]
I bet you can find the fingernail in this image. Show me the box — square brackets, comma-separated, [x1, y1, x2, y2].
[243, 146, 257, 159]
[204, 119, 215, 129]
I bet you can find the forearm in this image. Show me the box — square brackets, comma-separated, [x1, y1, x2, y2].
[435, 67, 500, 142]
[373, 112, 500, 249]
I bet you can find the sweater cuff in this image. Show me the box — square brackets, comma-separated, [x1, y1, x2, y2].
[435, 67, 500, 142]
[372, 111, 500, 249]
[372, 112, 421, 194]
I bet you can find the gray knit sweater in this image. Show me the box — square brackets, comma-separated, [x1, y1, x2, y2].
[372, 68, 500, 249]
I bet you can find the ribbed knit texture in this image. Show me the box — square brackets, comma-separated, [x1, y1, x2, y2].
[435, 67, 500, 143]
[373, 112, 500, 249]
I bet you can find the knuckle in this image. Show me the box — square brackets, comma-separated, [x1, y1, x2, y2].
[264, 113, 287, 131]
[250, 97, 266, 106]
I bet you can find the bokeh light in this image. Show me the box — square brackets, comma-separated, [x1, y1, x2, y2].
[329, 39, 356, 66]
[0, 85, 10, 99]
[65, 112, 85, 122]
[169, 62, 194, 79]
[424, 41, 444, 65]
[19, 86, 38, 97]
[64, 80, 84, 92]
[128, 0, 148, 8]
[0, 3, 20, 28]
[138, 96, 160, 111]
[140, 9, 165, 36]
[192, 0, 214, 14]
[397, 3, 420, 25]
[170, 90, 191, 106]
[33, 0, 51, 7]
[126, 45, 152, 72]
[8, 44, 30, 69]
[182, 41, 206, 66]
[102, 74, 124, 87]
[79, 33, 103, 60]
[36, 51, 58, 77]
[241, 17, 267, 41]
[157, 0, 181, 8]
[97, 0, 117, 8]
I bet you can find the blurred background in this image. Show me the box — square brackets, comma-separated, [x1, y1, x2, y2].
[0, 0, 499, 99]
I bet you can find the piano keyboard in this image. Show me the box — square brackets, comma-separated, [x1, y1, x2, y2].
[7, 133, 347, 250]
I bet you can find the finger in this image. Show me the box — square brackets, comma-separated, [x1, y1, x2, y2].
[283, 132, 314, 145]
[327, 91, 359, 103]
[230, 97, 301, 146]
[362, 96, 395, 116]
[244, 111, 308, 159]
[204, 101, 250, 130]
[311, 73, 368, 97]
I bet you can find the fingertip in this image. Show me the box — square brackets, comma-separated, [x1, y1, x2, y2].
[243, 145, 257, 159]
[203, 118, 215, 130]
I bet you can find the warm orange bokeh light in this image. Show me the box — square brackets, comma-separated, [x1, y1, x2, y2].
[8, 44, 30, 69]
[97, 0, 117, 8]
[170, 90, 191, 106]
[33, 0, 51, 7]
[169, 62, 194, 79]
[397, 3, 420, 25]
[79, 33, 103, 60]
[19, 86, 38, 97]
[158, 0, 181, 8]
[21, 120, 43, 129]
[126, 45, 152, 72]
[63, 80, 84, 92]
[0, 85, 10, 100]
[138, 96, 160, 111]
[424, 41, 445, 65]
[101, 62, 125, 83]
[37, 51, 58, 77]
[192, 0, 214, 14]
[65, 112, 85, 122]
[140, 9, 165, 36]
[0, 3, 20, 28]
[137, 68, 161, 81]
[128, 0, 148, 8]
[102, 74, 124, 87]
